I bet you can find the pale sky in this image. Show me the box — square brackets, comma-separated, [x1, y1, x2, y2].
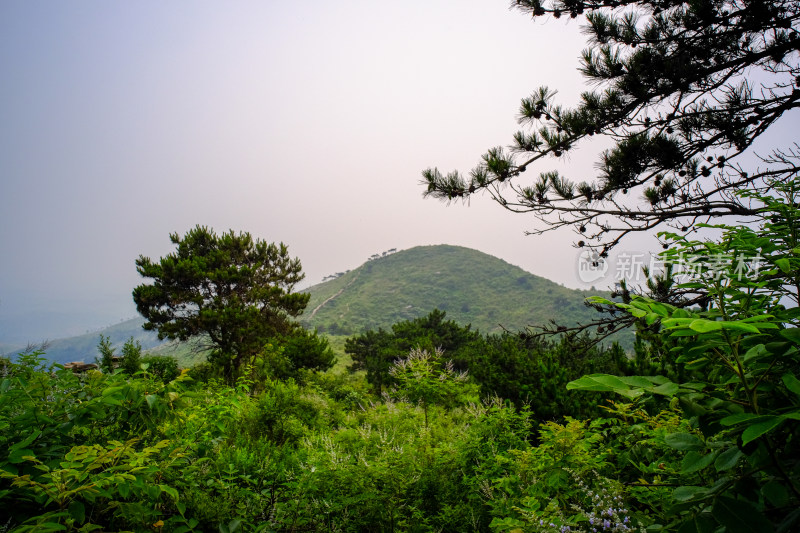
[1, 1, 793, 342]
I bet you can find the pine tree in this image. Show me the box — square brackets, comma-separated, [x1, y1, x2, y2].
[422, 0, 800, 254]
[95, 334, 115, 374]
[133, 225, 310, 382]
[120, 337, 142, 375]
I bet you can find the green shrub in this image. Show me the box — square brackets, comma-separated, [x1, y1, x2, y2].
[141, 355, 180, 382]
[568, 178, 800, 532]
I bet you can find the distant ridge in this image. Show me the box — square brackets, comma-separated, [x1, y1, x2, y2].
[2, 318, 161, 365]
[6, 244, 630, 363]
[300, 244, 622, 339]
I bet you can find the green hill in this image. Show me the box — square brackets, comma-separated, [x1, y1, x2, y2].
[300, 245, 623, 340]
[5, 245, 630, 365]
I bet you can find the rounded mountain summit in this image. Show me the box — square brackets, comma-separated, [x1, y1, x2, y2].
[301, 245, 616, 338]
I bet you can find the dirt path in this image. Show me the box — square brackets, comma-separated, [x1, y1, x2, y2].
[308, 270, 361, 319]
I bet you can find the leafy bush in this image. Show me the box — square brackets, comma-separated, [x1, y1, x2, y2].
[0, 352, 194, 531]
[568, 178, 800, 532]
[141, 354, 180, 382]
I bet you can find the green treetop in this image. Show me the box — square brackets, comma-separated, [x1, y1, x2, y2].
[132, 225, 310, 382]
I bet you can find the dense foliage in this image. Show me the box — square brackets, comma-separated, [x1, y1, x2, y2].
[5, 1, 799, 531]
[567, 177, 800, 532]
[345, 309, 481, 395]
[0, 349, 648, 533]
[346, 309, 643, 418]
[6, 180, 798, 532]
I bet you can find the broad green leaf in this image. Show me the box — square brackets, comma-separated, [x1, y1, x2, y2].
[712, 496, 773, 533]
[775, 257, 791, 273]
[740, 315, 775, 322]
[677, 282, 707, 289]
[630, 298, 655, 311]
[651, 381, 679, 396]
[680, 397, 708, 417]
[35, 523, 67, 532]
[101, 396, 123, 407]
[780, 328, 800, 344]
[645, 312, 660, 325]
[762, 481, 789, 508]
[101, 386, 126, 397]
[146, 394, 158, 409]
[714, 447, 743, 472]
[718, 321, 761, 333]
[684, 358, 710, 370]
[672, 308, 691, 318]
[673, 485, 707, 501]
[648, 375, 672, 385]
[741, 416, 784, 445]
[649, 302, 671, 317]
[689, 319, 722, 333]
[8, 449, 35, 464]
[619, 376, 655, 388]
[783, 373, 800, 397]
[670, 329, 704, 337]
[662, 317, 696, 328]
[720, 413, 764, 426]
[10, 430, 41, 451]
[567, 374, 643, 399]
[743, 344, 768, 362]
[68, 500, 85, 523]
[681, 451, 717, 473]
[159, 484, 179, 501]
[665, 432, 704, 451]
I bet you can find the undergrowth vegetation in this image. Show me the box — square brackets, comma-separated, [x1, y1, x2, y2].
[1, 181, 799, 532]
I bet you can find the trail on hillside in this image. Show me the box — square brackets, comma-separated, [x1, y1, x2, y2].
[308, 269, 361, 319]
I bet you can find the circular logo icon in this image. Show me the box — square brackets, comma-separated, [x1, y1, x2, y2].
[577, 250, 609, 283]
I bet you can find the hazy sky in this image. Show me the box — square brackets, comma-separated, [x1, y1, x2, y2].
[1, 1, 793, 343]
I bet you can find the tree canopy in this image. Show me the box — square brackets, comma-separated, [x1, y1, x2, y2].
[345, 309, 481, 395]
[132, 225, 310, 381]
[423, 0, 800, 254]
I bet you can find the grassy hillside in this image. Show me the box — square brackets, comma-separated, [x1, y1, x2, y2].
[7, 244, 630, 364]
[144, 337, 211, 369]
[300, 244, 622, 340]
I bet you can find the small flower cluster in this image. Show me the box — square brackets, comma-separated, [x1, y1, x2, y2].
[569, 471, 642, 533]
[521, 470, 643, 533]
[582, 496, 634, 532]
